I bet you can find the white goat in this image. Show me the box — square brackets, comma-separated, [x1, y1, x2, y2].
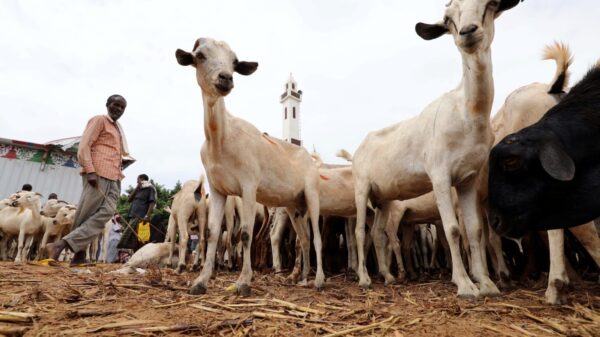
[0, 192, 43, 262]
[176, 38, 324, 296]
[38, 204, 76, 259]
[270, 150, 364, 279]
[165, 177, 207, 273]
[352, 0, 523, 297]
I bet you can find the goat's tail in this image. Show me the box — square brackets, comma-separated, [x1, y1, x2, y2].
[335, 149, 353, 162]
[543, 41, 573, 94]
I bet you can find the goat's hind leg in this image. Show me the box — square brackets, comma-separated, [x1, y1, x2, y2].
[232, 190, 258, 296]
[286, 208, 311, 287]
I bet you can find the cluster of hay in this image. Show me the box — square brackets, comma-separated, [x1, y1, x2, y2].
[0, 262, 598, 336]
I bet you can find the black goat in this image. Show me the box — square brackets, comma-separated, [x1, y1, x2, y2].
[488, 63, 600, 238]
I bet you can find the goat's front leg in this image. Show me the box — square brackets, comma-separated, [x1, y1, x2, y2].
[192, 204, 207, 271]
[176, 211, 190, 274]
[545, 229, 569, 304]
[345, 218, 358, 273]
[384, 203, 407, 282]
[190, 190, 226, 295]
[166, 214, 177, 268]
[431, 176, 479, 298]
[234, 190, 258, 296]
[457, 179, 499, 297]
[15, 224, 27, 263]
[0, 236, 8, 260]
[37, 230, 51, 260]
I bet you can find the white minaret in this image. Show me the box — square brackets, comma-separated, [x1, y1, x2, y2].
[280, 73, 302, 145]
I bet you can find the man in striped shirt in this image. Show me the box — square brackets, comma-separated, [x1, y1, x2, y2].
[46, 94, 128, 265]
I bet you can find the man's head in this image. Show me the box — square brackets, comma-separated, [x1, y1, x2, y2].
[48, 193, 58, 200]
[137, 174, 149, 184]
[106, 94, 127, 121]
[21, 184, 32, 192]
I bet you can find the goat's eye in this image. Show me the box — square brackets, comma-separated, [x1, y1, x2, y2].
[196, 52, 206, 61]
[502, 156, 521, 172]
[488, 0, 500, 8]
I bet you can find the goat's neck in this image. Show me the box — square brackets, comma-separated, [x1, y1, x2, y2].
[202, 92, 228, 150]
[461, 47, 494, 117]
[27, 202, 41, 222]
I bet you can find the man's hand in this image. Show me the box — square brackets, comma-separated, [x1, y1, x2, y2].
[87, 173, 98, 188]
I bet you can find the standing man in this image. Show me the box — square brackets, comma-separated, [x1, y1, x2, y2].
[118, 174, 156, 251]
[46, 94, 129, 265]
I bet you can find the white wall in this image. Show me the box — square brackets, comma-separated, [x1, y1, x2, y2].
[0, 157, 83, 204]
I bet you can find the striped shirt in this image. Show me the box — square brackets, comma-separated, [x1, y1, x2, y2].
[78, 115, 124, 181]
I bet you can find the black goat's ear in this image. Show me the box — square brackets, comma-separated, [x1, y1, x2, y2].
[498, 0, 523, 12]
[176, 49, 194, 66]
[235, 61, 258, 75]
[415, 22, 448, 40]
[539, 139, 575, 181]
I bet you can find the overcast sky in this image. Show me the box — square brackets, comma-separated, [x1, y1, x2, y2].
[2, 0, 600, 192]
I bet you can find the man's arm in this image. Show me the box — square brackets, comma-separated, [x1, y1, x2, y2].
[127, 184, 140, 202]
[143, 187, 157, 222]
[144, 202, 156, 222]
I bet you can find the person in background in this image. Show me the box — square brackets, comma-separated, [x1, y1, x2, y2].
[106, 214, 123, 263]
[21, 184, 32, 192]
[48, 193, 58, 200]
[118, 174, 156, 251]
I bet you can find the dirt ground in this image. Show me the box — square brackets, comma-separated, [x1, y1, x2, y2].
[0, 262, 599, 337]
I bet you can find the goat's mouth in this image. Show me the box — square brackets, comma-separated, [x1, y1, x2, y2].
[459, 36, 483, 53]
[214, 82, 232, 96]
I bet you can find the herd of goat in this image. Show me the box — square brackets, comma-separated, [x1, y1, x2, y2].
[2, 0, 600, 306]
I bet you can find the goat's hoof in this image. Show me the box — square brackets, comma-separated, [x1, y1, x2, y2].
[189, 283, 207, 295]
[476, 278, 501, 297]
[384, 275, 396, 286]
[237, 284, 251, 297]
[456, 282, 480, 299]
[545, 278, 569, 305]
[176, 264, 186, 274]
[359, 280, 372, 290]
[191, 264, 201, 272]
[315, 274, 325, 290]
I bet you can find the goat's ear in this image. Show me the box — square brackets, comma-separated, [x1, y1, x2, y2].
[498, 0, 523, 13]
[235, 61, 258, 75]
[35, 192, 43, 197]
[539, 139, 575, 181]
[176, 49, 194, 66]
[415, 22, 448, 40]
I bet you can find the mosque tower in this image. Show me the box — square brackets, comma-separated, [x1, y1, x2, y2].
[280, 73, 302, 145]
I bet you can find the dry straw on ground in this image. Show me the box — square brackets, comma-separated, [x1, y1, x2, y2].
[0, 262, 598, 336]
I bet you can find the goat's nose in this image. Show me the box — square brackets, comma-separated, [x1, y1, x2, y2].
[218, 73, 233, 82]
[459, 24, 478, 36]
